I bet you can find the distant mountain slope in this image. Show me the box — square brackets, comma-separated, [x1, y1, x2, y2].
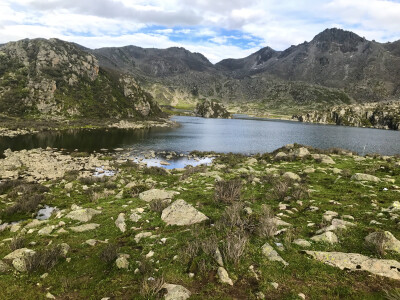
[0, 38, 164, 119]
[90, 28, 400, 110]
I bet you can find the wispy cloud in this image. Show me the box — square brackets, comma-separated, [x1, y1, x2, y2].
[1, 0, 400, 63]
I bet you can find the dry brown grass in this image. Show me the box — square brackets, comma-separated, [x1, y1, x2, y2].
[222, 231, 248, 265]
[256, 205, 277, 238]
[366, 231, 388, 256]
[214, 178, 242, 204]
[25, 245, 63, 273]
[149, 199, 169, 213]
[99, 243, 119, 264]
[271, 178, 292, 201]
[9, 236, 26, 251]
[180, 165, 207, 180]
[140, 276, 165, 299]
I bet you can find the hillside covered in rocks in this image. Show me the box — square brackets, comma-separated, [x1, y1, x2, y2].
[0, 145, 399, 299]
[0, 38, 164, 120]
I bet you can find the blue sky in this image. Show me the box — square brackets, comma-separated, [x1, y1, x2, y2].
[1, 0, 400, 63]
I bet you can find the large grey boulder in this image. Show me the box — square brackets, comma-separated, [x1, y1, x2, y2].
[3, 248, 36, 261]
[351, 173, 380, 182]
[162, 283, 191, 300]
[65, 208, 101, 222]
[293, 147, 310, 158]
[161, 199, 208, 226]
[139, 189, 179, 202]
[365, 231, 400, 254]
[305, 251, 400, 280]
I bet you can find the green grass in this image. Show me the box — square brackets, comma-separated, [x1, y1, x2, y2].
[0, 146, 400, 299]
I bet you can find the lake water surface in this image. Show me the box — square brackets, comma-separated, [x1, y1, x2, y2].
[1, 116, 399, 155]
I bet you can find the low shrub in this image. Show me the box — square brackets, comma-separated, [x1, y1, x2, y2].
[256, 205, 277, 238]
[140, 277, 165, 299]
[25, 245, 63, 273]
[214, 178, 242, 204]
[149, 199, 169, 213]
[9, 236, 26, 251]
[143, 166, 168, 176]
[222, 231, 248, 265]
[99, 243, 119, 264]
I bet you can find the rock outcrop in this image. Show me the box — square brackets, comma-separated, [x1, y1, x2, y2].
[305, 251, 400, 280]
[0, 38, 164, 119]
[194, 100, 231, 118]
[293, 101, 400, 130]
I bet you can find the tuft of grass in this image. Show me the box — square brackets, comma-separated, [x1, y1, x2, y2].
[99, 244, 119, 264]
[143, 166, 168, 176]
[149, 199, 169, 213]
[9, 236, 26, 251]
[222, 231, 248, 266]
[214, 178, 242, 204]
[140, 277, 165, 299]
[256, 205, 277, 238]
[25, 246, 63, 273]
[271, 178, 292, 201]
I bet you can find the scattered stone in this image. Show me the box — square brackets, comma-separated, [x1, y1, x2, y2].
[303, 167, 315, 174]
[116, 256, 129, 269]
[317, 218, 355, 233]
[311, 232, 338, 244]
[270, 282, 279, 289]
[38, 226, 54, 236]
[351, 173, 380, 183]
[146, 251, 154, 258]
[261, 242, 288, 266]
[162, 283, 191, 300]
[293, 239, 312, 248]
[115, 213, 126, 233]
[139, 189, 179, 202]
[323, 211, 338, 222]
[293, 147, 310, 158]
[70, 223, 100, 232]
[65, 208, 101, 222]
[305, 251, 400, 280]
[275, 152, 287, 159]
[12, 257, 27, 272]
[214, 248, 224, 267]
[46, 292, 56, 299]
[161, 199, 208, 226]
[134, 232, 153, 243]
[85, 239, 97, 246]
[217, 267, 233, 286]
[283, 172, 301, 181]
[130, 212, 141, 222]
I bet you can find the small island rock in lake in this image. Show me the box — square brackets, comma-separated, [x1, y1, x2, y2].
[194, 100, 231, 118]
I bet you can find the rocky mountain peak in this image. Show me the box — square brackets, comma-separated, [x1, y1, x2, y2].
[311, 28, 366, 53]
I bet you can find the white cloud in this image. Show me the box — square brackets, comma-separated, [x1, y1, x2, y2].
[1, 0, 400, 62]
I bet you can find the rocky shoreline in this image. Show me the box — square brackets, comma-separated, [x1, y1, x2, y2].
[0, 144, 400, 299]
[292, 101, 400, 130]
[0, 118, 178, 138]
